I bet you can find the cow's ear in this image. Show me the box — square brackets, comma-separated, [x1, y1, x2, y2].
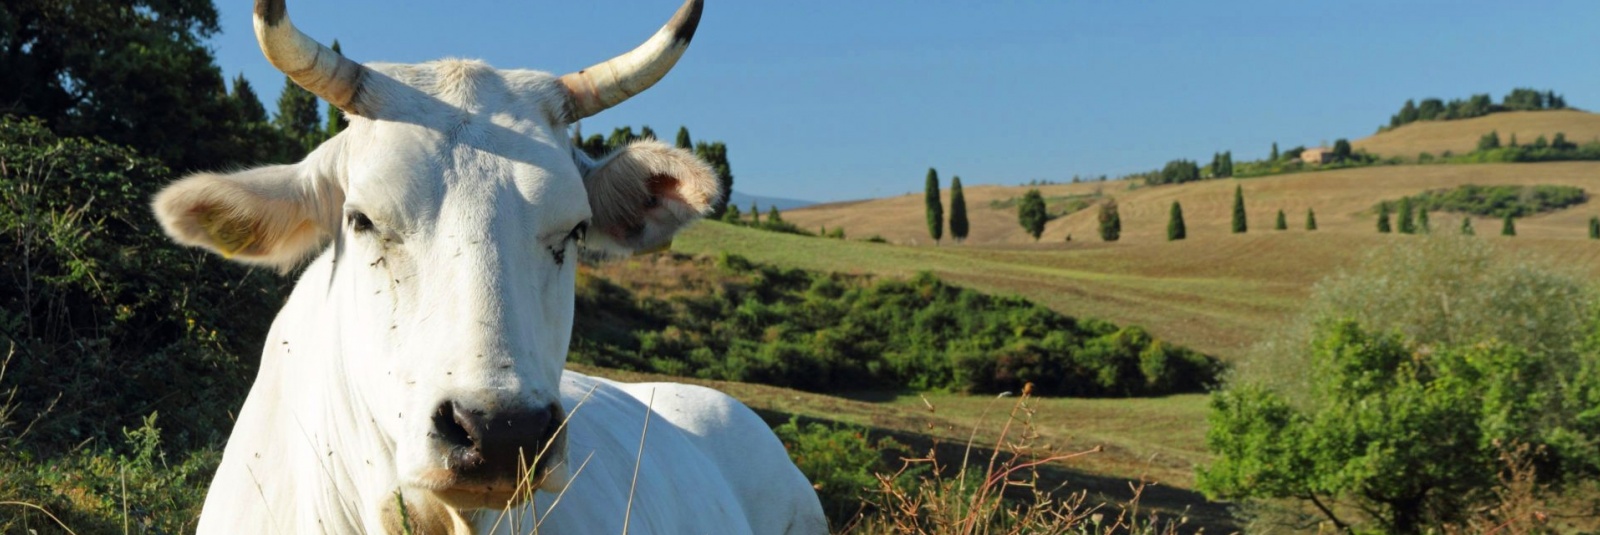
[151, 164, 342, 271]
[580, 140, 721, 255]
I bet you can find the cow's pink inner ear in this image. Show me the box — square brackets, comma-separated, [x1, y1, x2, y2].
[647, 174, 685, 204]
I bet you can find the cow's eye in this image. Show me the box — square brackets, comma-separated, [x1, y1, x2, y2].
[567, 222, 588, 244]
[348, 211, 375, 233]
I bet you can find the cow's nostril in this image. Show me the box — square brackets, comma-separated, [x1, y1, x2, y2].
[431, 401, 474, 450]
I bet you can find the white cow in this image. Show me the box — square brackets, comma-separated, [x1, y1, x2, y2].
[149, 1, 826, 533]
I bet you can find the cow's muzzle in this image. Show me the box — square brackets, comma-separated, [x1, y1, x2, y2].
[428, 399, 564, 505]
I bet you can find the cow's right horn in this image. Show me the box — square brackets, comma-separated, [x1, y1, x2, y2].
[253, 0, 370, 116]
[559, 0, 703, 121]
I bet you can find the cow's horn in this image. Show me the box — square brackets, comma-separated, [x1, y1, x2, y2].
[253, 0, 369, 116]
[560, 0, 703, 121]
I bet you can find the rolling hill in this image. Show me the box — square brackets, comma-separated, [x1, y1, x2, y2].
[1354, 109, 1600, 158]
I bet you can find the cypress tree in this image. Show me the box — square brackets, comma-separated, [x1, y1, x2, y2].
[1270, 142, 1280, 161]
[767, 205, 782, 223]
[231, 74, 267, 124]
[1377, 202, 1392, 233]
[1501, 214, 1516, 236]
[1306, 208, 1318, 230]
[1397, 197, 1416, 234]
[1274, 209, 1287, 230]
[949, 176, 969, 243]
[925, 168, 944, 244]
[1231, 185, 1248, 233]
[1168, 201, 1186, 241]
[723, 203, 742, 223]
[275, 75, 322, 154]
[324, 40, 349, 138]
[1017, 189, 1047, 240]
[1418, 209, 1431, 234]
[1098, 199, 1121, 242]
[639, 125, 657, 140]
[1589, 216, 1600, 239]
[750, 201, 760, 224]
[675, 126, 692, 149]
[1461, 216, 1475, 236]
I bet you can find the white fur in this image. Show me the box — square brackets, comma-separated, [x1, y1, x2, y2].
[153, 59, 822, 534]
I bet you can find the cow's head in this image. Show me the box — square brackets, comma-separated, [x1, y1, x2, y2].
[151, 0, 715, 516]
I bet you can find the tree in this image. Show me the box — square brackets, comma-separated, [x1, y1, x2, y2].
[1331, 138, 1352, 162]
[1418, 209, 1431, 234]
[1017, 189, 1047, 240]
[1397, 197, 1416, 234]
[639, 125, 657, 140]
[925, 168, 944, 244]
[675, 126, 692, 150]
[606, 126, 638, 150]
[1231, 185, 1248, 233]
[1270, 142, 1280, 161]
[1378, 202, 1392, 233]
[1221, 151, 1234, 177]
[694, 141, 734, 217]
[767, 205, 782, 223]
[1168, 201, 1187, 241]
[1501, 214, 1516, 236]
[1461, 216, 1474, 236]
[1476, 130, 1501, 151]
[722, 203, 742, 223]
[1306, 208, 1318, 231]
[0, 0, 279, 171]
[231, 74, 268, 124]
[1098, 199, 1121, 242]
[324, 40, 350, 139]
[1590, 216, 1600, 239]
[1274, 209, 1287, 230]
[276, 75, 322, 153]
[750, 201, 760, 224]
[949, 176, 969, 243]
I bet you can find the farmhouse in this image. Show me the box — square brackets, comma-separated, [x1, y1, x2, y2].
[1300, 147, 1334, 164]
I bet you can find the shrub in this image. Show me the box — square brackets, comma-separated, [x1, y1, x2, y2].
[1382, 184, 1587, 218]
[773, 416, 905, 528]
[1097, 199, 1120, 242]
[1167, 201, 1186, 241]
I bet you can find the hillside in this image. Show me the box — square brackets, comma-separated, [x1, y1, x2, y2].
[1354, 109, 1600, 158]
[783, 161, 1600, 247]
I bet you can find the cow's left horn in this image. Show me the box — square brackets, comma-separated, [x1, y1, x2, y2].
[560, 0, 703, 121]
[253, 0, 370, 116]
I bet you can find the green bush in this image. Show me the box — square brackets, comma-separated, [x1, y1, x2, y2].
[1381, 184, 1587, 218]
[773, 416, 905, 529]
[572, 255, 1218, 397]
[1208, 236, 1600, 533]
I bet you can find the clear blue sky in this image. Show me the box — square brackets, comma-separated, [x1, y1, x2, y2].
[212, 1, 1600, 202]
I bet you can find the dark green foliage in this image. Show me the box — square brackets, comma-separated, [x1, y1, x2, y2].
[1270, 142, 1279, 161]
[1384, 184, 1587, 218]
[606, 126, 638, 148]
[1331, 138, 1352, 162]
[1476, 130, 1501, 151]
[324, 40, 349, 138]
[1418, 209, 1431, 234]
[925, 168, 944, 244]
[1378, 202, 1392, 233]
[1501, 214, 1516, 236]
[675, 126, 692, 149]
[767, 206, 782, 223]
[750, 201, 760, 224]
[1231, 185, 1247, 233]
[639, 125, 656, 140]
[1274, 209, 1287, 231]
[948, 176, 969, 243]
[1167, 201, 1186, 241]
[570, 255, 1219, 397]
[1590, 216, 1600, 239]
[722, 203, 742, 222]
[1145, 159, 1201, 186]
[230, 74, 267, 124]
[1388, 89, 1568, 130]
[0, 119, 293, 527]
[275, 76, 323, 153]
[1461, 217, 1475, 236]
[0, 0, 289, 171]
[1306, 208, 1318, 231]
[773, 417, 904, 529]
[1397, 197, 1416, 234]
[694, 141, 734, 217]
[1097, 199, 1121, 242]
[1016, 189, 1048, 240]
